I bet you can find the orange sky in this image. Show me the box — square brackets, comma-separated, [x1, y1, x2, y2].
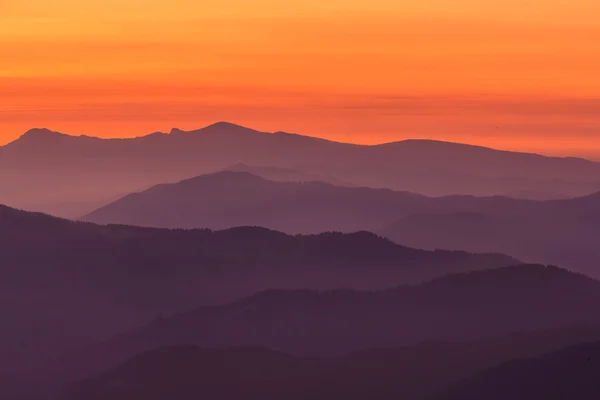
[2, 0, 600, 157]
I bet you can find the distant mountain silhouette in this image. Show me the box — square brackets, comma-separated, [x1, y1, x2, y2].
[0, 204, 514, 372]
[82, 171, 430, 231]
[381, 191, 600, 277]
[81, 170, 551, 232]
[434, 340, 600, 400]
[43, 264, 600, 381]
[3, 122, 600, 216]
[81, 172, 600, 276]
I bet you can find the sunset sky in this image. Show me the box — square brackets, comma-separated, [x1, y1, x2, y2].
[2, 0, 600, 157]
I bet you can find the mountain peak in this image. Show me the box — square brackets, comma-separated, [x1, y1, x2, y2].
[206, 121, 247, 129]
[201, 121, 263, 135]
[4, 128, 72, 147]
[20, 128, 67, 140]
[168, 127, 185, 135]
[8, 129, 105, 149]
[169, 122, 263, 137]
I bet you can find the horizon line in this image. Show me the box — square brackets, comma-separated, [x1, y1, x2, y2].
[3, 121, 595, 163]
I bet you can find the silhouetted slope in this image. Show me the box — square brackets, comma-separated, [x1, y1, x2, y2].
[53, 326, 600, 400]
[2, 324, 599, 400]
[381, 192, 600, 277]
[82, 170, 548, 232]
[82, 171, 431, 231]
[59, 346, 319, 400]
[49, 265, 600, 379]
[82, 173, 600, 276]
[434, 341, 600, 400]
[0, 205, 515, 371]
[4, 122, 600, 216]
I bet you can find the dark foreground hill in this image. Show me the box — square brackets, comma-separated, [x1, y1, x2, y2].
[434, 340, 600, 400]
[7, 327, 600, 400]
[0, 204, 514, 371]
[5, 265, 600, 399]
[53, 327, 600, 400]
[38, 265, 600, 385]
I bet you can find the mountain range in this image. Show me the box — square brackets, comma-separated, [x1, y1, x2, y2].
[56, 336, 600, 400]
[8, 265, 600, 400]
[3, 122, 600, 217]
[381, 191, 600, 278]
[3, 205, 600, 399]
[4, 121, 600, 399]
[0, 204, 514, 371]
[435, 340, 600, 400]
[63, 264, 600, 361]
[82, 170, 430, 232]
[81, 170, 600, 277]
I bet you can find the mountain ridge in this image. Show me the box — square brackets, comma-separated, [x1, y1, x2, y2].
[30, 263, 600, 393]
[0, 204, 517, 371]
[3, 122, 597, 164]
[434, 340, 600, 399]
[56, 335, 600, 400]
[4, 121, 600, 218]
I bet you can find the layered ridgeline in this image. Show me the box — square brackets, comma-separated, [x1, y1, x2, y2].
[434, 340, 600, 400]
[57, 265, 600, 360]
[0, 204, 514, 371]
[12, 265, 600, 400]
[56, 334, 600, 400]
[83, 171, 442, 232]
[81, 171, 600, 276]
[3, 122, 600, 217]
[380, 190, 600, 278]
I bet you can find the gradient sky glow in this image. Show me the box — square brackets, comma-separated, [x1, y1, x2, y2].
[2, 0, 600, 157]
